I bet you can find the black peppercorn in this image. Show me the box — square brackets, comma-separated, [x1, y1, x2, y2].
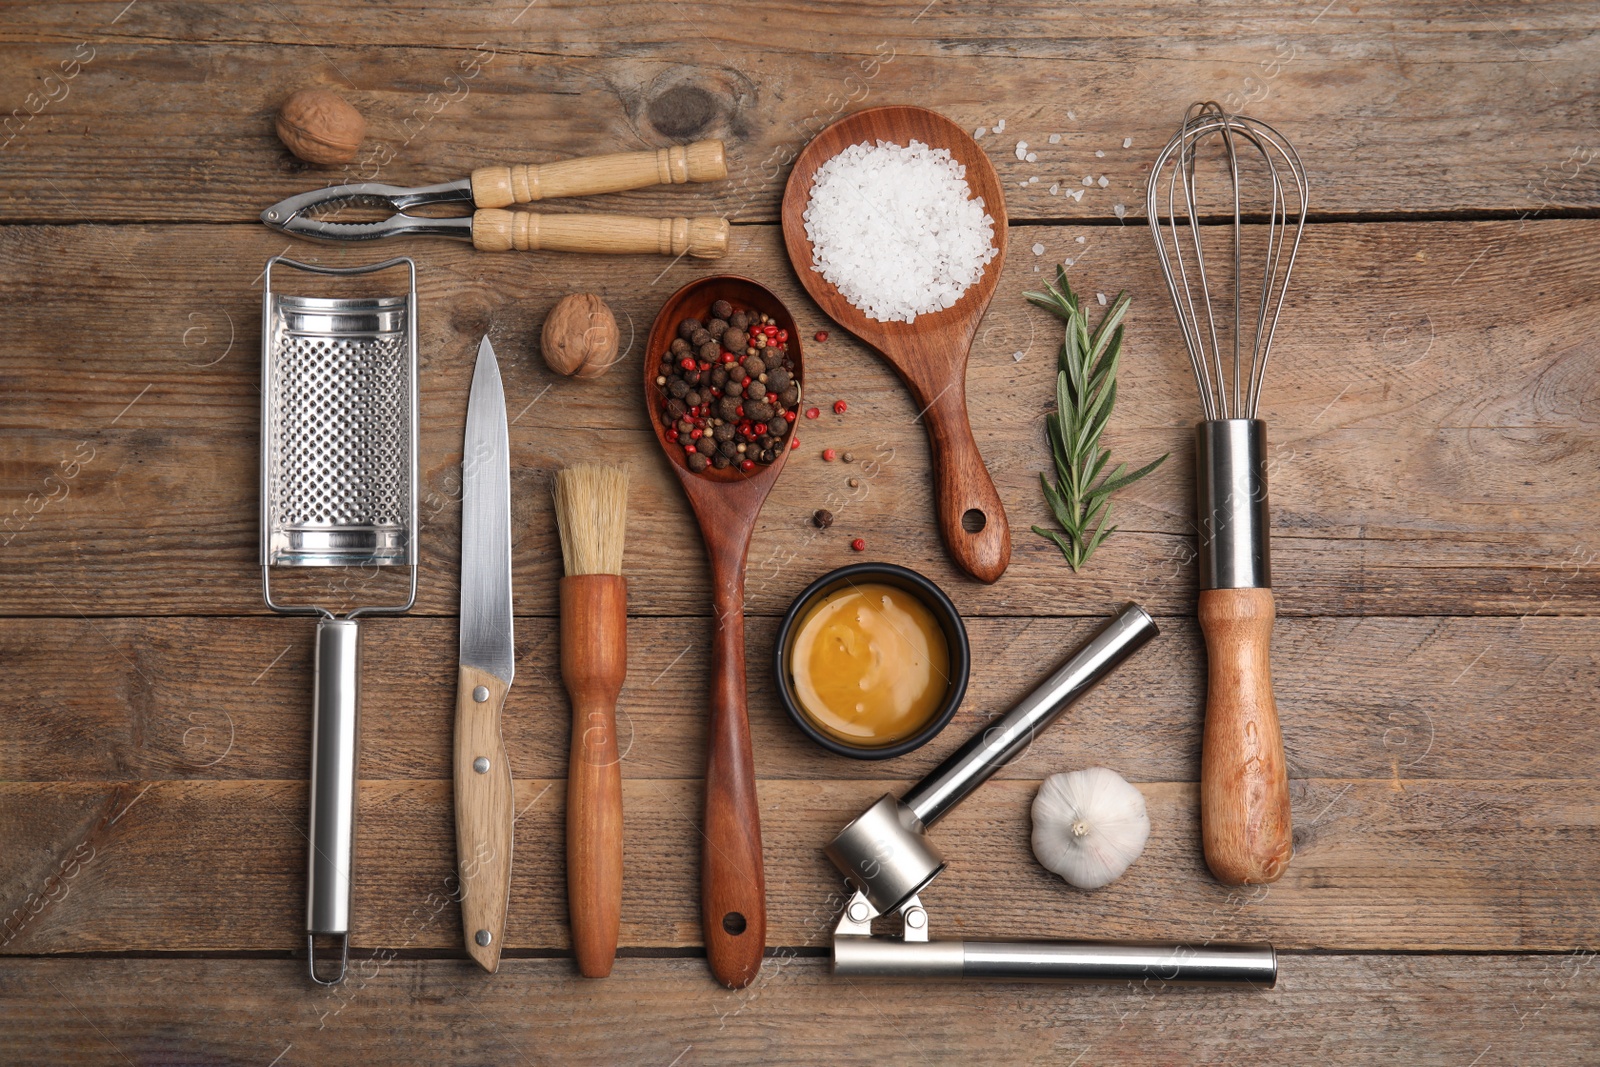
[710, 366, 728, 389]
[684, 369, 702, 386]
[666, 398, 687, 418]
[742, 354, 767, 377]
[767, 368, 791, 392]
[722, 327, 745, 351]
[713, 453, 731, 469]
[678, 318, 702, 341]
[728, 311, 749, 332]
[711, 299, 733, 320]
[688, 451, 709, 473]
[685, 390, 702, 407]
[746, 400, 774, 421]
[813, 509, 834, 528]
[778, 385, 800, 407]
[691, 328, 714, 348]
[667, 378, 689, 399]
[713, 423, 733, 442]
[717, 396, 740, 421]
[670, 337, 691, 357]
[697, 341, 719, 363]
[706, 318, 727, 336]
[744, 381, 765, 400]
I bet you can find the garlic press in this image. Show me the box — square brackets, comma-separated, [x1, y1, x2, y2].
[825, 604, 1277, 985]
[260, 140, 729, 257]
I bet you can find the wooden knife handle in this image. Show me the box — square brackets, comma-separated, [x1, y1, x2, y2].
[702, 570, 765, 989]
[1198, 587, 1293, 885]
[560, 575, 628, 979]
[454, 664, 514, 972]
[920, 378, 1011, 584]
[471, 140, 726, 207]
[472, 211, 728, 258]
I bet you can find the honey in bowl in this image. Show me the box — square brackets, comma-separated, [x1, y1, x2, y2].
[788, 582, 952, 747]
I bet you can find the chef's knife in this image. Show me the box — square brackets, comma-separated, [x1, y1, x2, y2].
[455, 335, 516, 972]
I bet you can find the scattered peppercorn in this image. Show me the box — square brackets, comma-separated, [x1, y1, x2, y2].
[834, 400, 848, 414]
[813, 509, 834, 529]
[822, 448, 837, 462]
[851, 538, 866, 552]
[805, 407, 821, 419]
[841, 451, 854, 463]
[848, 477, 860, 488]
[815, 330, 828, 342]
[790, 436, 800, 450]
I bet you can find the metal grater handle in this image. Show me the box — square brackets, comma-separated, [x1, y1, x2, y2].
[307, 618, 361, 985]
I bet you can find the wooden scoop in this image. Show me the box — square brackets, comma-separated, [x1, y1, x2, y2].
[644, 276, 804, 988]
[781, 105, 1011, 583]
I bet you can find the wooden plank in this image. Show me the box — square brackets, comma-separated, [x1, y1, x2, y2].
[1, 954, 1597, 1066]
[0, 5, 1597, 221]
[3, 777, 1597, 953]
[1, 220, 1596, 617]
[3, 613, 1595, 784]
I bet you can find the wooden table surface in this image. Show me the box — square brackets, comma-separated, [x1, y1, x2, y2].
[3, 2, 1597, 1063]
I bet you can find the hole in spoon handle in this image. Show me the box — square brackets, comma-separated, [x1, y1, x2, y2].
[922, 393, 1011, 583]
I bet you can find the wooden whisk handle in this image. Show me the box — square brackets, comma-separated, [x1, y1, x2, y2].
[1198, 587, 1293, 885]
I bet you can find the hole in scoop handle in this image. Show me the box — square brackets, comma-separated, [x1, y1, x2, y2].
[921, 384, 1011, 583]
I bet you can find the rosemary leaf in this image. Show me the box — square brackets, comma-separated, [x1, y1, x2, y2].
[1025, 266, 1169, 573]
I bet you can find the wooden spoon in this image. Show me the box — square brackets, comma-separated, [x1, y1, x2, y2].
[781, 105, 1011, 583]
[644, 275, 804, 989]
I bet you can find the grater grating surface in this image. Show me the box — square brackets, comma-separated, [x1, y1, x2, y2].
[260, 257, 419, 573]
[270, 329, 410, 528]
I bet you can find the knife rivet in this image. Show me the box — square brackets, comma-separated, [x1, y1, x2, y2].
[475, 929, 492, 947]
[473, 756, 490, 774]
[473, 685, 489, 702]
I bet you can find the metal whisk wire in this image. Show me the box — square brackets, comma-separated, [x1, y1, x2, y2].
[1146, 102, 1308, 420]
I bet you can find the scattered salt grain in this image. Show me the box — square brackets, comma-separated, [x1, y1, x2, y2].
[1028, 175, 1039, 184]
[1096, 292, 1108, 305]
[1067, 110, 1077, 120]
[803, 138, 999, 324]
[1031, 242, 1045, 256]
[1013, 351, 1025, 362]
[1098, 175, 1110, 188]
[1015, 141, 1028, 160]
[1064, 257, 1075, 266]
[1026, 152, 1038, 163]
[1082, 175, 1094, 186]
[1113, 203, 1127, 218]
[1123, 137, 1133, 149]
[1069, 188, 1085, 201]
[1075, 235, 1086, 243]
[995, 119, 1006, 132]
[1049, 183, 1060, 195]
[1048, 133, 1062, 144]
[974, 126, 987, 138]
[1095, 150, 1105, 158]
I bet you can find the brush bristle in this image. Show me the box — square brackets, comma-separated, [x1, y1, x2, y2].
[554, 464, 629, 576]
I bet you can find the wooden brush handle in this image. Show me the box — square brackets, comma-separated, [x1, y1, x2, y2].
[453, 664, 514, 972]
[471, 211, 728, 258]
[1199, 587, 1293, 885]
[920, 379, 1011, 584]
[560, 575, 628, 979]
[471, 141, 726, 207]
[702, 560, 766, 989]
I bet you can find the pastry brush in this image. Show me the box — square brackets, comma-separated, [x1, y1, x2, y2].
[555, 463, 630, 977]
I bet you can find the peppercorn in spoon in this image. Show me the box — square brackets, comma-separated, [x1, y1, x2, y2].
[643, 275, 804, 989]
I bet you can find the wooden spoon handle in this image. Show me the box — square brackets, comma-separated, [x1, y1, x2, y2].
[920, 381, 1011, 583]
[560, 575, 628, 979]
[471, 140, 726, 207]
[471, 211, 728, 258]
[1199, 587, 1293, 885]
[702, 569, 766, 988]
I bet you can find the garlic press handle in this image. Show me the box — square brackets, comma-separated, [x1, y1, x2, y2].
[470, 140, 726, 207]
[306, 618, 362, 985]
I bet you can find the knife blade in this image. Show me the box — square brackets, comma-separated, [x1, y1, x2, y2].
[454, 335, 515, 972]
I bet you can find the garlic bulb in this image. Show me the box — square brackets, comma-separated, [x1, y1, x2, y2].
[1031, 767, 1150, 890]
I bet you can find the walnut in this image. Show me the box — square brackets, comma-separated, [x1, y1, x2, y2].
[540, 293, 620, 379]
[275, 89, 365, 165]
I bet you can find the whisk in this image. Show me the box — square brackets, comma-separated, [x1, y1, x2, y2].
[1146, 102, 1307, 886]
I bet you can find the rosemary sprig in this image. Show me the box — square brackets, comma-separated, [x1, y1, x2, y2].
[1026, 266, 1168, 572]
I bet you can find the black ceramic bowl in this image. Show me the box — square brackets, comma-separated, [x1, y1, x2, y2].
[774, 563, 970, 760]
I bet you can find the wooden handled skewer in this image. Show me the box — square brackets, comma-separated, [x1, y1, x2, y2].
[555, 464, 630, 978]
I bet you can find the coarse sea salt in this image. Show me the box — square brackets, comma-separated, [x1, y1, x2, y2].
[803, 139, 999, 324]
